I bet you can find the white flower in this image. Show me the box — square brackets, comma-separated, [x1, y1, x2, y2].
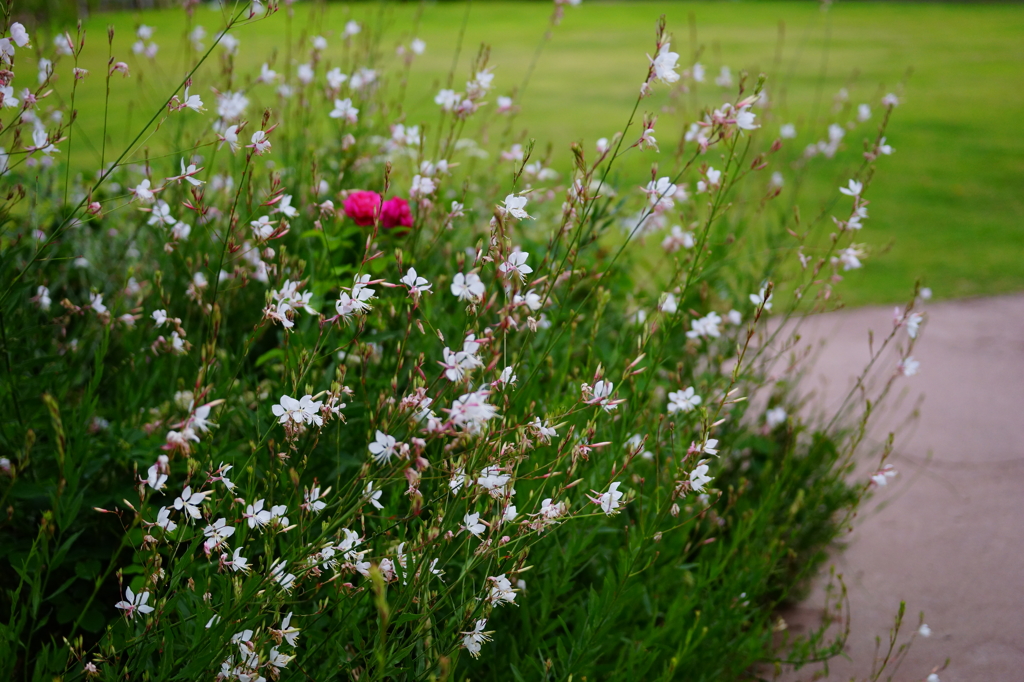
[326, 67, 348, 90]
[871, 464, 898, 486]
[272, 395, 306, 425]
[145, 455, 169, 490]
[487, 574, 517, 606]
[400, 267, 431, 298]
[329, 98, 358, 123]
[667, 387, 701, 414]
[686, 311, 723, 339]
[898, 356, 920, 377]
[250, 215, 275, 241]
[702, 439, 719, 456]
[343, 20, 361, 37]
[410, 174, 436, 198]
[181, 86, 204, 112]
[10, 22, 30, 47]
[918, 623, 931, 637]
[335, 274, 376, 318]
[450, 272, 485, 301]
[498, 251, 533, 282]
[89, 293, 107, 314]
[476, 466, 511, 493]
[244, 499, 272, 529]
[765, 406, 787, 428]
[154, 507, 177, 533]
[906, 312, 923, 339]
[749, 286, 773, 311]
[461, 619, 492, 658]
[368, 430, 399, 465]
[715, 65, 733, 88]
[202, 517, 235, 552]
[449, 467, 469, 494]
[594, 481, 625, 515]
[132, 179, 155, 202]
[497, 366, 517, 386]
[410, 37, 426, 54]
[364, 481, 383, 510]
[434, 88, 460, 111]
[882, 93, 900, 107]
[502, 504, 518, 522]
[114, 586, 155, 618]
[839, 179, 863, 197]
[216, 91, 248, 119]
[650, 42, 680, 84]
[503, 194, 531, 220]
[249, 130, 271, 155]
[659, 292, 678, 314]
[228, 547, 249, 573]
[462, 512, 486, 536]
[689, 463, 712, 492]
[269, 559, 296, 591]
[173, 485, 209, 520]
[780, 123, 797, 139]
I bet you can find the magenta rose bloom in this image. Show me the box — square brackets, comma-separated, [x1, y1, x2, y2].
[343, 190, 382, 226]
[380, 197, 413, 230]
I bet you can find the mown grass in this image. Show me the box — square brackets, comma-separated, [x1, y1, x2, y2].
[47, 1, 1024, 306]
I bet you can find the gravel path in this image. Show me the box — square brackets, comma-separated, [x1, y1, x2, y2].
[778, 294, 1024, 680]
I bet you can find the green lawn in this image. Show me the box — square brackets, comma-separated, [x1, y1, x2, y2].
[47, 1, 1024, 305]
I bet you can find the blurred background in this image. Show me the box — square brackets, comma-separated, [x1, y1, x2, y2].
[9, 0, 1023, 307]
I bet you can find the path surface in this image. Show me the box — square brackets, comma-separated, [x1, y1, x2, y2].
[777, 294, 1024, 681]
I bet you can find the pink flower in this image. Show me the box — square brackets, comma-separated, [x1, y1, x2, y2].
[343, 190, 382, 227]
[380, 197, 413, 230]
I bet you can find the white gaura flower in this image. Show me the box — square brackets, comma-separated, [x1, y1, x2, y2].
[244, 499, 272, 529]
[203, 517, 235, 551]
[461, 619, 493, 658]
[368, 430, 399, 465]
[400, 268, 432, 298]
[498, 251, 533, 282]
[154, 507, 177, 532]
[248, 130, 271, 155]
[898, 356, 920, 377]
[269, 559, 296, 591]
[593, 481, 625, 515]
[906, 312, 923, 339]
[502, 194, 531, 220]
[487, 574, 517, 606]
[335, 274, 376, 318]
[114, 586, 155, 618]
[173, 485, 210, 520]
[364, 481, 384, 510]
[326, 67, 347, 90]
[659, 292, 678, 314]
[686, 311, 723, 339]
[129, 179, 156, 203]
[272, 395, 305, 424]
[181, 86, 204, 113]
[649, 42, 680, 84]
[765, 406, 787, 428]
[145, 454, 169, 490]
[748, 285, 774, 312]
[667, 387, 701, 414]
[228, 547, 248, 573]
[462, 512, 486, 536]
[839, 179, 863, 197]
[689, 462, 712, 492]
[329, 97, 358, 124]
[476, 466, 510, 493]
[450, 272, 485, 301]
[10, 22, 30, 47]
